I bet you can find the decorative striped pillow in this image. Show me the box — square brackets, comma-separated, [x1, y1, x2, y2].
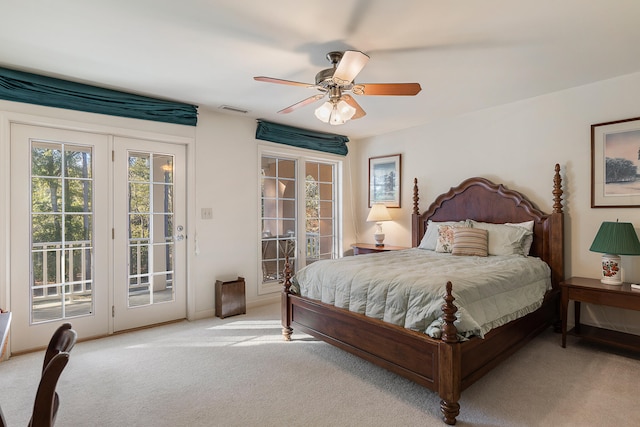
[452, 227, 488, 257]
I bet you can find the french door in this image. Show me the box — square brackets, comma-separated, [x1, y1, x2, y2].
[112, 137, 186, 331]
[259, 151, 340, 294]
[10, 124, 186, 352]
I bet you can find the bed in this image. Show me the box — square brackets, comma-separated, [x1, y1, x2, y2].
[281, 164, 564, 425]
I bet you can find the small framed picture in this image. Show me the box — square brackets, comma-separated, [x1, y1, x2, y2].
[369, 154, 401, 208]
[591, 117, 640, 208]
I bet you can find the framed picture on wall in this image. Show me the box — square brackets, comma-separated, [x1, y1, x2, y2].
[592, 117, 640, 208]
[369, 154, 401, 208]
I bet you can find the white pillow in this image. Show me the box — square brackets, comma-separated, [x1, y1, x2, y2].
[469, 220, 532, 256]
[418, 220, 467, 250]
[505, 220, 534, 255]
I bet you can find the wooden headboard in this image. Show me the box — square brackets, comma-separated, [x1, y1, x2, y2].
[411, 164, 564, 289]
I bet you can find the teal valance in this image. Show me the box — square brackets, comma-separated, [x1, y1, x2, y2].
[255, 120, 348, 156]
[0, 66, 198, 126]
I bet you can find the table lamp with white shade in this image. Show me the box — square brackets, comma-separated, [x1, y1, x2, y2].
[366, 203, 392, 247]
[589, 220, 640, 285]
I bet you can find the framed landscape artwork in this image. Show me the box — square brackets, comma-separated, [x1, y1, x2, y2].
[369, 154, 401, 208]
[591, 116, 640, 208]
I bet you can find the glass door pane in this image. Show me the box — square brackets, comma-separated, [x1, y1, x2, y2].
[30, 141, 94, 323]
[261, 156, 296, 284]
[127, 152, 175, 307]
[305, 162, 336, 264]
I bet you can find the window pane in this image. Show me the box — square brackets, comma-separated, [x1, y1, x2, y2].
[32, 142, 62, 177]
[65, 214, 92, 241]
[319, 163, 333, 182]
[320, 201, 333, 218]
[319, 183, 332, 200]
[65, 179, 92, 212]
[280, 179, 295, 198]
[32, 214, 61, 243]
[306, 162, 319, 180]
[32, 177, 61, 212]
[128, 153, 150, 181]
[65, 146, 92, 178]
[129, 183, 150, 212]
[154, 154, 173, 183]
[261, 156, 277, 177]
[319, 219, 333, 236]
[153, 183, 172, 213]
[130, 214, 150, 239]
[278, 159, 295, 179]
[279, 200, 296, 220]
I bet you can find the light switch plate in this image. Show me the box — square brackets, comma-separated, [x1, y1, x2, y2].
[201, 208, 213, 220]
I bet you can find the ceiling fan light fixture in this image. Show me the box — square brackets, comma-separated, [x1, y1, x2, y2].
[314, 99, 356, 126]
[314, 101, 333, 122]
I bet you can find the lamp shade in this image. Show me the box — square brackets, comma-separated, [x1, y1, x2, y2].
[589, 221, 640, 255]
[367, 203, 392, 222]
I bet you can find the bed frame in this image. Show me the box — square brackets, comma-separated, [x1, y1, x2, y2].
[281, 164, 564, 425]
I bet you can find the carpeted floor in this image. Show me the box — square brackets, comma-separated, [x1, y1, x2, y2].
[1, 302, 639, 426]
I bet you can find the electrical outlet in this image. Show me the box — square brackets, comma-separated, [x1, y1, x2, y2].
[201, 208, 213, 220]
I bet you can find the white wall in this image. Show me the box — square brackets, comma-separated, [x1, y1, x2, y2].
[354, 71, 640, 335]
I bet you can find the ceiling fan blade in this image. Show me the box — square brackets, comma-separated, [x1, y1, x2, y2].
[254, 76, 316, 88]
[341, 94, 366, 119]
[277, 94, 326, 114]
[354, 83, 422, 96]
[332, 50, 369, 85]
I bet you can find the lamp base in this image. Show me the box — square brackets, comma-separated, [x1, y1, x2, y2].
[600, 254, 622, 285]
[374, 233, 385, 247]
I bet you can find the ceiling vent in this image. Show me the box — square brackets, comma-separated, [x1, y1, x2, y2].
[219, 105, 248, 114]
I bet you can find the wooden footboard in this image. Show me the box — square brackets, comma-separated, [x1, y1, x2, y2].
[282, 279, 558, 425]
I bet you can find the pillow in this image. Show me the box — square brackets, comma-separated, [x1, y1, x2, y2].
[506, 220, 534, 255]
[435, 224, 459, 253]
[418, 220, 467, 250]
[452, 227, 488, 257]
[469, 220, 532, 256]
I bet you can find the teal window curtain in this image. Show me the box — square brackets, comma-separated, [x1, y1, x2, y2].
[255, 120, 348, 156]
[0, 67, 197, 126]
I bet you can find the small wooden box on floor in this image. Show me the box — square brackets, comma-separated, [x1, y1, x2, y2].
[215, 277, 246, 318]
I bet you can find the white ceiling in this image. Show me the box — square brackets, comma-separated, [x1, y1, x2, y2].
[1, 0, 639, 139]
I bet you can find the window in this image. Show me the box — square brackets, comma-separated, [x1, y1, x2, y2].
[259, 148, 341, 294]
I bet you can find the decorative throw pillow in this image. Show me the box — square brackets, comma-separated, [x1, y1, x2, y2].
[452, 227, 488, 257]
[435, 224, 459, 253]
[418, 220, 468, 250]
[469, 220, 532, 256]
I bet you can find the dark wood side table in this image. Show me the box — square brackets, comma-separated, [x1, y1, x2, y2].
[560, 276, 640, 352]
[351, 243, 409, 255]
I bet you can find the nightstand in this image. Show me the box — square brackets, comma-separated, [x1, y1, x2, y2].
[560, 276, 640, 352]
[351, 243, 409, 255]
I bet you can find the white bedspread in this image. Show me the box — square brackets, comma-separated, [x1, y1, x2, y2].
[292, 248, 551, 339]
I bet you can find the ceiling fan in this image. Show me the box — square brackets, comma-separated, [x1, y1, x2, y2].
[254, 50, 422, 125]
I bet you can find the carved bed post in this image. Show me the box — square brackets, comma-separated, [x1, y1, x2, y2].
[439, 281, 461, 425]
[281, 255, 293, 341]
[411, 178, 421, 247]
[549, 164, 565, 288]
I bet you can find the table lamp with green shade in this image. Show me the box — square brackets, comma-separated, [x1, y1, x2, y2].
[589, 220, 640, 285]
